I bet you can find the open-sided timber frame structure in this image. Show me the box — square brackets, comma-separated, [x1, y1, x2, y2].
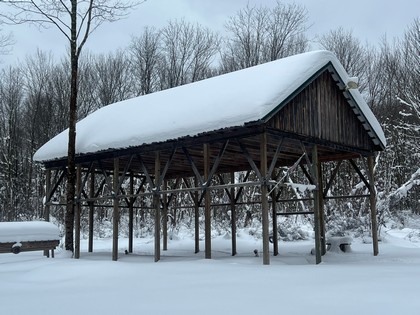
[38, 52, 385, 265]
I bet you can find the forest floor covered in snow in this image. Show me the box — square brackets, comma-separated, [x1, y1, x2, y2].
[1, 226, 420, 315]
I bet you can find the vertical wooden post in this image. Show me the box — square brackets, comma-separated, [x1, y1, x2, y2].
[162, 179, 168, 251]
[230, 172, 237, 256]
[154, 151, 161, 262]
[317, 161, 326, 255]
[43, 169, 51, 257]
[367, 156, 379, 256]
[44, 169, 51, 221]
[204, 143, 211, 259]
[312, 145, 322, 264]
[74, 165, 81, 259]
[112, 158, 119, 261]
[260, 132, 270, 265]
[271, 185, 279, 256]
[88, 169, 94, 253]
[194, 176, 200, 254]
[128, 171, 134, 253]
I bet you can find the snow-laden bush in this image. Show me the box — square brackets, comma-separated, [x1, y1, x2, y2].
[275, 216, 312, 241]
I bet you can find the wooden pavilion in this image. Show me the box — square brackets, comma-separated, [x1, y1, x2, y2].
[34, 50, 386, 265]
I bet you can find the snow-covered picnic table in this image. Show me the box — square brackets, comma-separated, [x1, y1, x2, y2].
[0, 221, 60, 257]
[326, 236, 353, 253]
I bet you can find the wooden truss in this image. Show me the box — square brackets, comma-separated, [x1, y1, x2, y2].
[43, 132, 379, 265]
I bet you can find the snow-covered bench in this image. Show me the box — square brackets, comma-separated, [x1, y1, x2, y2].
[0, 221, 60, 257]
[326, 236, 352, 253]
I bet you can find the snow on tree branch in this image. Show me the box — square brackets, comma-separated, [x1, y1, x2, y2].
[389, 168, 420, 202]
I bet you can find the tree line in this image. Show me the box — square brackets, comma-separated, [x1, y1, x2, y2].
[0, 2, 418, 236]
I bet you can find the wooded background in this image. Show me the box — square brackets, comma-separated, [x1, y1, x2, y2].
[0, 3, 418, 238]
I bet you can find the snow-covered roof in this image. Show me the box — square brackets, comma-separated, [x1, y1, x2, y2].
[33, 50, 386, 162]
[0, 221, 60, 243]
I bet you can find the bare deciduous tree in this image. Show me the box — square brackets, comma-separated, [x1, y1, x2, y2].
[369, 18, 420, 215]
[318, 27, 369, 92]
[93, 50, 133, 106]
[263, 2, 309, 61]
[0, 67, 24, 221]
[159, 19, 220, 89]
[397, 18, 420, 117]
[130, 27, 161, 95]
[22, 51, 57, 216]
[0, 27, 13, 55]
[221, 1, 309, 72]
[0, 0, 141, 252]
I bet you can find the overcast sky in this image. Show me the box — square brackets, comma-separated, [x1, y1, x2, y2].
[1, 0, 419, 66]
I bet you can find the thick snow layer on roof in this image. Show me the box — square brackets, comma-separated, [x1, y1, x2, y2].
[33, 50, 386, 162]
[0, 221, 60, 243]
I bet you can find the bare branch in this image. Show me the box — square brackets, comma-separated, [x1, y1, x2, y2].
[0, 0, 143, 52]
[0, 28, 14, 55]
[221, 1, 309, 72]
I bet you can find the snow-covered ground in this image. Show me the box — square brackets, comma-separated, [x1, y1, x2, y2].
[1, 229, 420, 315]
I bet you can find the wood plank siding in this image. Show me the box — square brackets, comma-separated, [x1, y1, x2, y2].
[267, 70, 373, 151]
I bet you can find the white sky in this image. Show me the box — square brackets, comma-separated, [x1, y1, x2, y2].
[1, 0, 419, 66]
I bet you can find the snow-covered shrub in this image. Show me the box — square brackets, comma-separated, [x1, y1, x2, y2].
[276, 216, 311, 241]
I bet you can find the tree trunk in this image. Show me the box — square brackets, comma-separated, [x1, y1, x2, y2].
[65, 0, 78, 252]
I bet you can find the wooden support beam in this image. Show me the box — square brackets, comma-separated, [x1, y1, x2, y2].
[44, 169, 51, 222]
[81, 179, 276, 202]
[182, 147, 204, 185]
[117, 155, 133, 190]
[112, 158, 119, 261]
[267, 137, 284, 179]
[128, 171, 134, 253]
[276, 197, 314, 203]
[311, 145, 322, 264]
[77, 162, 94, 199]
[277, 211, 314, 216]
[43, 169, 51, 257]
[158, 148, 177, 188]
[230, 172, 237, 256]
[300, 163, 315, 185]
[317, 161, 326, 255]
[234, 170, 251, 203]
[137, 154, 154, 189]
[98, 160, 114, 194]
[260, 132, 270, 265]
[348, 159, 371, 190]
[75, 165, 81, 259]
[206, 140, 229, 187]
[300, 142, 315, 183]
[217, 174, 233, 201]
[194, 177, 200, 254]
[367, 156, 379, 256]
[94, 177, 107, 199]
[204, 143, 211, 259]
[162, 179, 168, 251]
[323, 160, 342, 198]
[154, 151, 161, 262]
[127, 176, 146, 207]
[237, 139, 263, 181]
[47, 168, 66, 202]
[324, 194, 370, 200]
[271, 172, 279, 256]
[88, 168, 94, 253]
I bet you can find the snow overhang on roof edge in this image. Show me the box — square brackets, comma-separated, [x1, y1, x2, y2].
[33, 50, 386, 163]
